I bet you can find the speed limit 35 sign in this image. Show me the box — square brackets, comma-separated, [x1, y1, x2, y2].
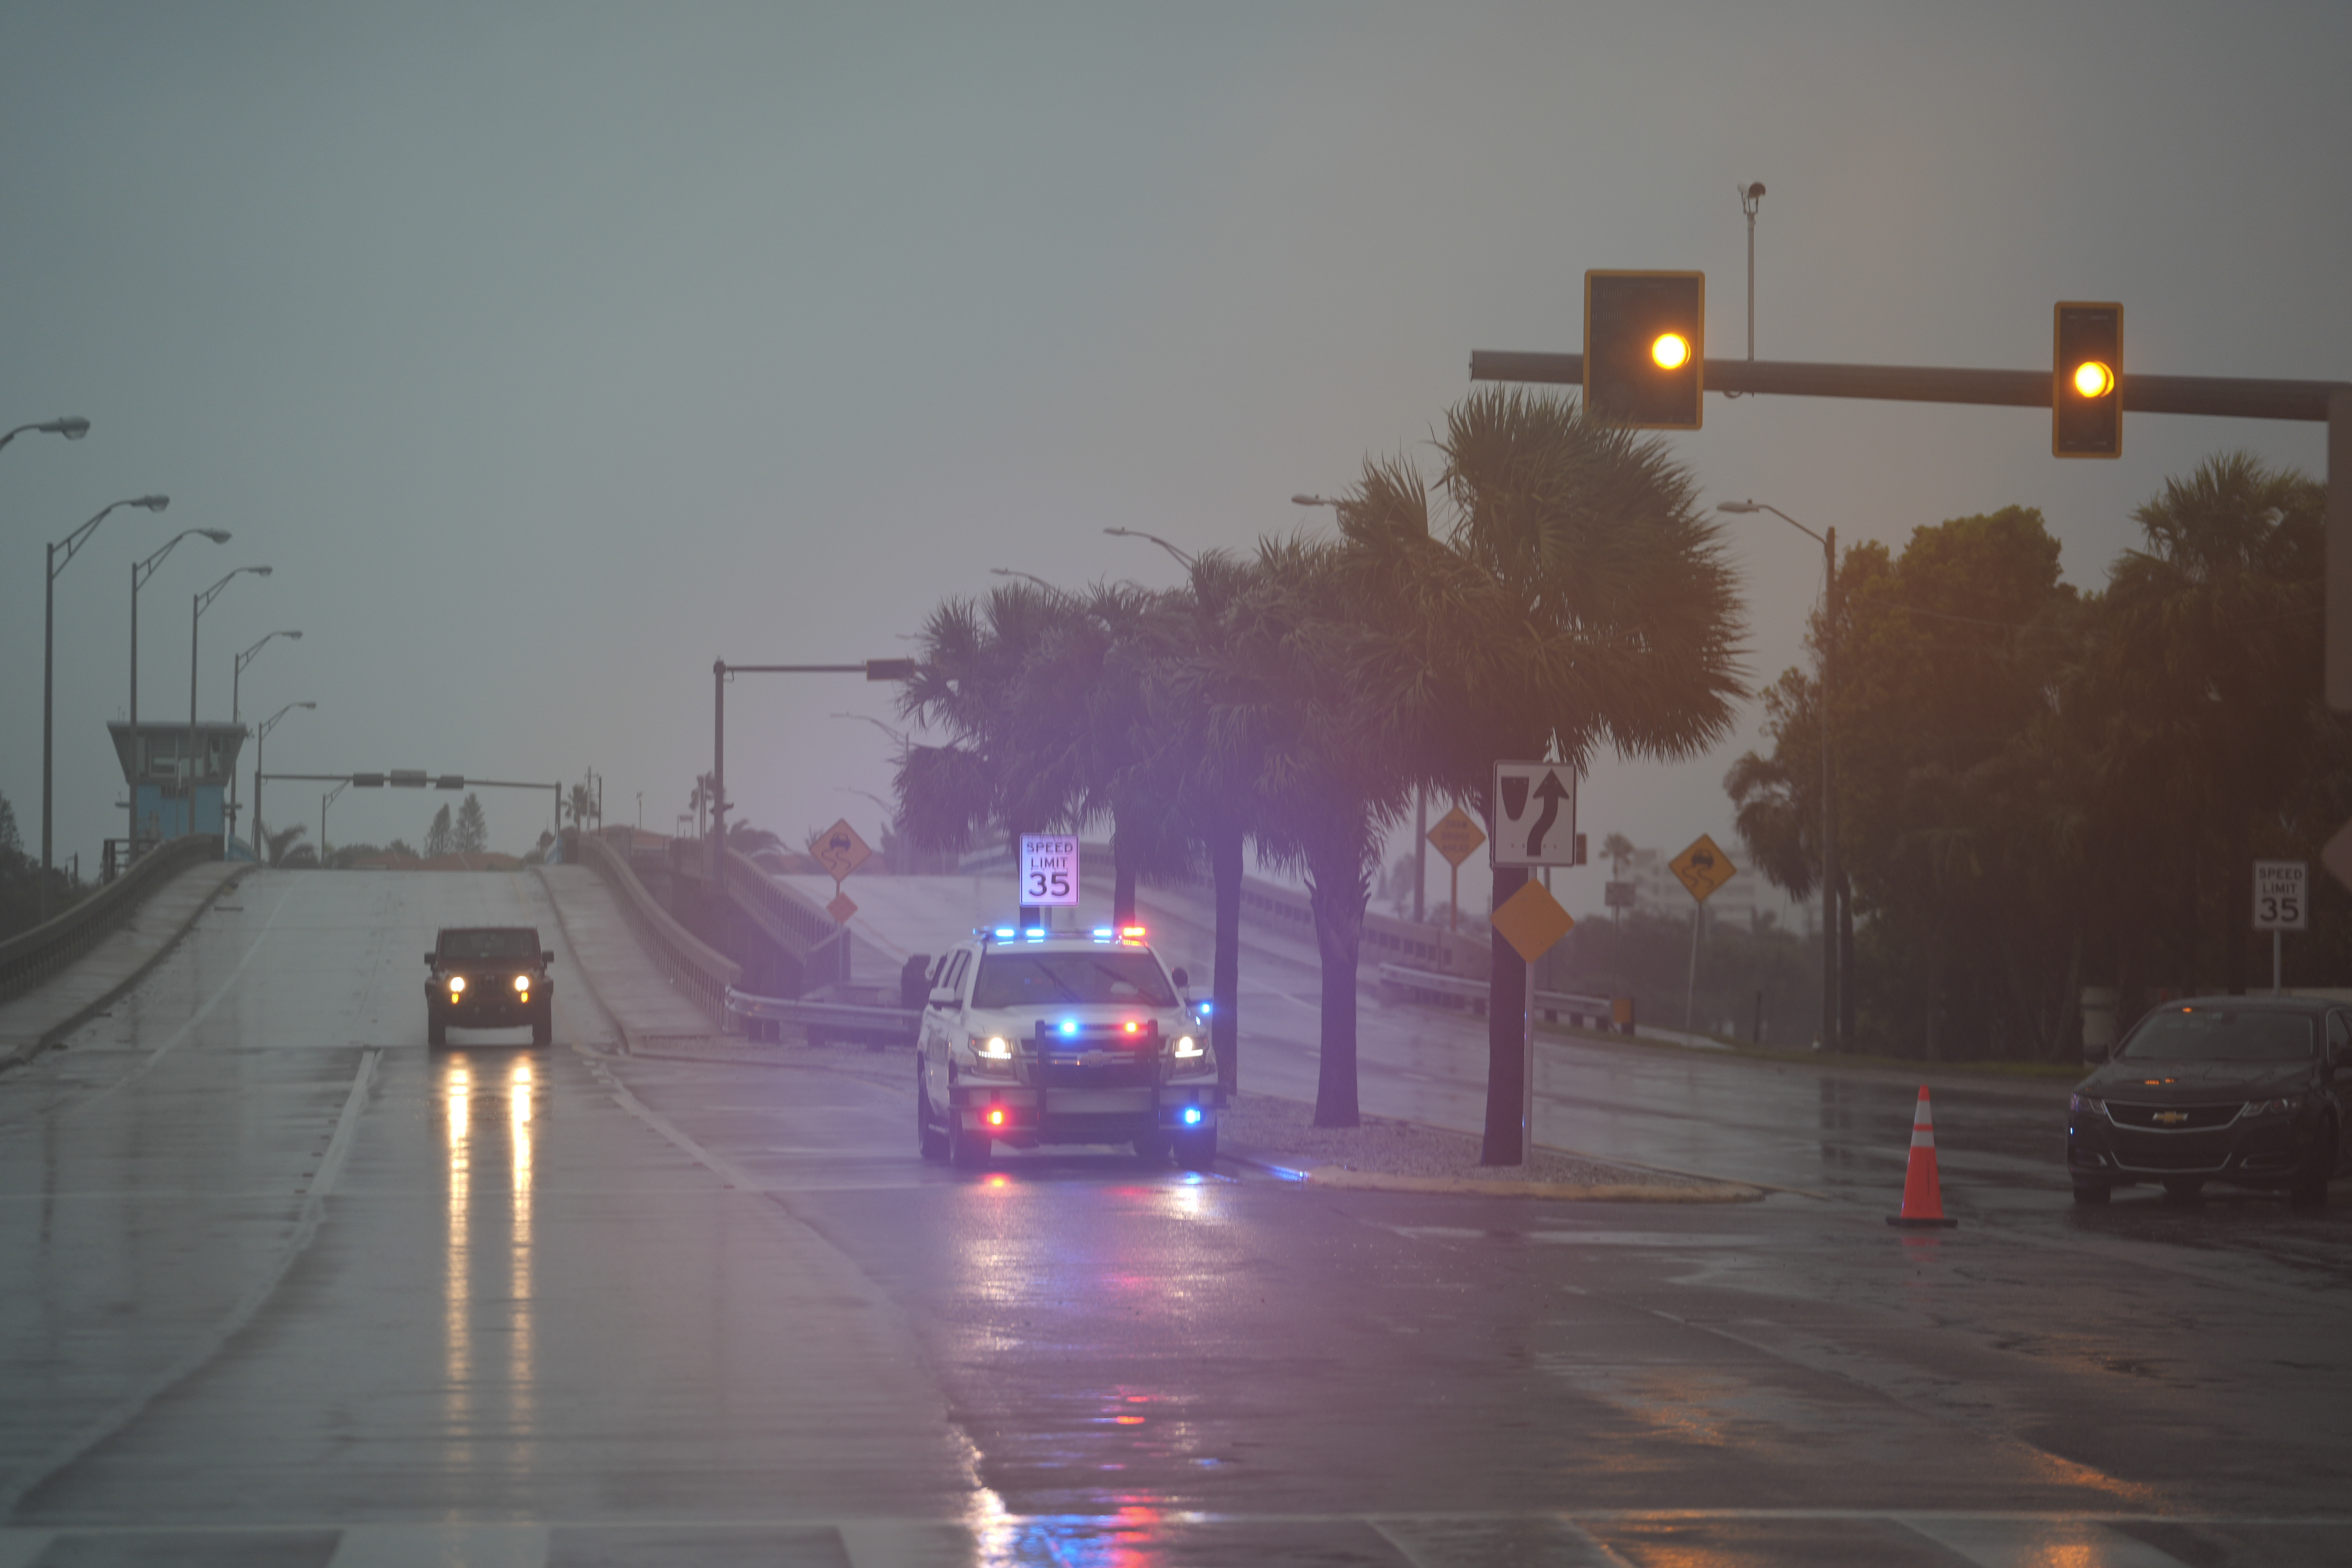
[2254, 860, 2309, 932]
[1020, 835, 1080, 907]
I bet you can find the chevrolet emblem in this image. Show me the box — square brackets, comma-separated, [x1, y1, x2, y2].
[2152, 1111, 2189, 1126]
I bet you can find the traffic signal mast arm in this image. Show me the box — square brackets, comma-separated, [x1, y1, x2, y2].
[1471, 350, 2345, 423]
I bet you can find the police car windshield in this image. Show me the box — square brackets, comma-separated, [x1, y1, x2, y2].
[2118, 1009, 2314, 1062]
[972, 950, 1176, 1010]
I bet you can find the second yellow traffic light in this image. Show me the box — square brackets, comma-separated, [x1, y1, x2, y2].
[1585, 270, 1705, 430]
[2053, 301, 2123, 457]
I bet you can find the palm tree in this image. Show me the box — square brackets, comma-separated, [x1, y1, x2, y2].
[1332, 389, 1745, 1159]
[1174, 536, 1412, 1125]
[562, 782, 593, 836]
[265, 821, 309, 868]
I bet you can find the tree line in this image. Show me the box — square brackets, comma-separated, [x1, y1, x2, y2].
[891, 389, 1743, 1154]
[1727, 453, 2346, 1062]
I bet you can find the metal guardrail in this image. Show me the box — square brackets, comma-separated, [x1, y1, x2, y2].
[726, 985, 920, 1046]
[0, 833, 222, 1006]
[568, 828, 741, 1027]
[1375, 962, 1629, 1033]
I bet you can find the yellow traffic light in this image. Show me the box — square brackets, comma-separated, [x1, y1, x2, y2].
[1585, 271, 1704, 430]
[2053, 301, 2123, 458]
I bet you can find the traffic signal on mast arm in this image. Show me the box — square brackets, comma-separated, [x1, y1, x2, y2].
[1584, 270, 1705, 430]
[2053, 301, 2123, 457]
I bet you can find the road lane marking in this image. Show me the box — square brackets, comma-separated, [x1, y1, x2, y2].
[0, 1045, 380, 1517]
[64, 872, 302, 1101]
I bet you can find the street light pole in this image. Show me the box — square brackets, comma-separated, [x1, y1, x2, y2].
[322, 779, 349, 864]
[1719, 499, 1838, 1051]
[131, 526, 229, 854]
[41, 494, 170, 923]
[228, 630, 301, 854]
[250, 701, 315, 864]
[190, 566, 272, 840]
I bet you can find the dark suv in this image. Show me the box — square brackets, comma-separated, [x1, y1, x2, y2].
[426, 926, 555, 1046]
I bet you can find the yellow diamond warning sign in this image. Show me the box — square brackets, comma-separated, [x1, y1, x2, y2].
[1426, 806, 1487, 869]
[1491, 878, 1575, 963]
[1670, 833, 1737, 903]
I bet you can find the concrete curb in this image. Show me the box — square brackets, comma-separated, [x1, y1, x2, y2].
[532, 865, 634, 1060]
[1218, 1145, 1768, 1202]
[0, 863, 251, 1074]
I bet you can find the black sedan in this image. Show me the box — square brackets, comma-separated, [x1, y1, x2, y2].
[2068, 996, 2350, 1205]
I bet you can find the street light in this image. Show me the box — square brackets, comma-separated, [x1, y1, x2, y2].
[189, 566, 272, 841]
[251, 701, 315, 862]
[130, 526, 230, 852]
[321, 779, 350, 864]
[228, 630, 301, 854]
[40, 494, 170, 922]
[1719, 498, 1840, 1051]
[2, 416, 90, 451]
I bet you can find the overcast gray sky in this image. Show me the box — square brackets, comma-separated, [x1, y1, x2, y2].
[6, 1, 2347, 917]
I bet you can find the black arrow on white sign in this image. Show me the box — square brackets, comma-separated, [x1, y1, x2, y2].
[1525, 771, 1571, 857]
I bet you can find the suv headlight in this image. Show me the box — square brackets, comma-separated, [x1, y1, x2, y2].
[2068, 1093, 2103, 1116]
[968, 1034, 1018, 1078]
[1168, 1032, 1212, 1076]
[447, 975, 466, 996]
[513, 974, 532, 994]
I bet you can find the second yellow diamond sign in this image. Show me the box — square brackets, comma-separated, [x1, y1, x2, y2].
[1670, 833, 1737, 904]
[1491, 878, 1575, 964]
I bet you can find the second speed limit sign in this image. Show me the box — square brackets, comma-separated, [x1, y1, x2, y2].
[2253, 860, 2308, 932]
[1020, 835, 1080, 906]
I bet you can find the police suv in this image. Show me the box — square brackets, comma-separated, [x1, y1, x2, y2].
[915, 925, 1220, 1170]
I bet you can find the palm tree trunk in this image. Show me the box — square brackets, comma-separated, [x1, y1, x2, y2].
[1305, 848, 1366, 1128]
[1211, 817, 1243, 1097]
[1482, 864, 1529, 1163]
[1113, 821, 1138, 927]
[1836, 869, 1857, 1050]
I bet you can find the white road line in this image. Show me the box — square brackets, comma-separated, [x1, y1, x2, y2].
[0, 1045, 380, 1517]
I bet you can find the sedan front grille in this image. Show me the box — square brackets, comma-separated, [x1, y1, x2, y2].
[2104, 1100, 2239, 1132]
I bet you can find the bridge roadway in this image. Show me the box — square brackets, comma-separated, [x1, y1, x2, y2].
[1, 866, 2349, 1566]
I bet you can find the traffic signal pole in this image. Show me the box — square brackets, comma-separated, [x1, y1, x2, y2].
[1472, 351, 2352, 712]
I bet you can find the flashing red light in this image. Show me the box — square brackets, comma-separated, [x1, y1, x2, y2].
[987, 1107, 1007, 1128]
[1123, 1020, 1139, 1034]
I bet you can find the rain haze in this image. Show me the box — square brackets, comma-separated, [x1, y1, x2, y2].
[6, 1, 2347, 915]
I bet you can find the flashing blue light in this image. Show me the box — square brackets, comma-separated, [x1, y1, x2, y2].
[1024, 927, 1047, 940]
[993, 927, 1016, 940]
[1059, 1018, 1079, 1036]
[1092, 927, 1114, 940]
[1182, 1106, 1204, 1126]
[1197, 1001, 1213, 1016]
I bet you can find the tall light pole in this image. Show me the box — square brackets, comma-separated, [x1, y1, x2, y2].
[321, 779, 349, 865]
[1719, 499, 1838, 1051]
[228, 630, 301, 854]
[251, 701, 315, 862]
[131, 526, 230, 852]
[42, 494, 170, 922]
[189, 565, 271, 840]
[2, 416, 89, 451]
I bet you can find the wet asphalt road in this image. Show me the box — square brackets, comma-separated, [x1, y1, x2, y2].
[3, 870, 2350, 1567]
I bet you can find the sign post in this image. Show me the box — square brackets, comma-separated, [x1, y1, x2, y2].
[1487, 762, 1584, 1165]
[1425, 806, 1486, 933]
[2252, 860, 2308, 997]
[1670, 833, 1739, 1033]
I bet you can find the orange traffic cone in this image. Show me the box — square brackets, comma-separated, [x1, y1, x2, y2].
[1887, 1085, 1959, 1229]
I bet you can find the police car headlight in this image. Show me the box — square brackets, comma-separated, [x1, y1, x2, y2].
[1171, 1034, 1203, 1059]
[1168, 1034, 1212, 1076]
[969, 1034, 1018, 1078]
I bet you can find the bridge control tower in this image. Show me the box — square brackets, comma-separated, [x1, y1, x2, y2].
[107, 720, 246, 849]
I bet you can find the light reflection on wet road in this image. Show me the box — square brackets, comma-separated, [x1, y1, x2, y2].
[1, 870, 2348, 1568]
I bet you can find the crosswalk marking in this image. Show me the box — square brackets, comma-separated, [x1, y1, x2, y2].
[3, 1512, 2314, 1567]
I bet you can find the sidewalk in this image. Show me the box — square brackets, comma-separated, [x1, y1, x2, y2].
[0, 862, 249, 1071]
[533, 864, 727, 1054]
